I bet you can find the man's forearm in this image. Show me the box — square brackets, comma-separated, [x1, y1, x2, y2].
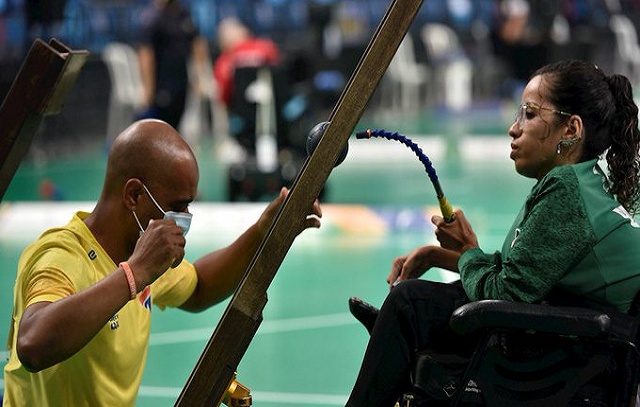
[16, 267, 132, 371]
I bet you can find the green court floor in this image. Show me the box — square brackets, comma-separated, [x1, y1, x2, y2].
[0, 106, 534, 406]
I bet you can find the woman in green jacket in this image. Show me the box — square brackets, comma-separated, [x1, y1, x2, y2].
[346, 60, 640, 407]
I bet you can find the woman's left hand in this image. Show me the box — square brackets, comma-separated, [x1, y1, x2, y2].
[431, 209, 478, 254]
[387, 245, 460, 288]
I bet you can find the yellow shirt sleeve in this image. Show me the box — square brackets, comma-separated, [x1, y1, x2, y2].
[21, 242, 86, 307]
[25, 266, 76, 306]
[151, 259, 198, 309]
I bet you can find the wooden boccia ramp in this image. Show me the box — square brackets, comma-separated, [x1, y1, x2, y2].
[174, 0, 426, 405]
[0, 38, 88, 202]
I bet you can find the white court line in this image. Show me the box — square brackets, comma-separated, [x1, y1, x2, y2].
[137, 386, 347, 405]
[344, 135, 447, 165]
[149, 312, 357, 346]
[1, 350, 7, 392]
[143, 313, 355, 405]
[0, 375, 348, 404]
[248, 390, 347, 405]
[0, 321, 352, 401]
[458, 136, 512, 161]
[344, 134, 513, 165]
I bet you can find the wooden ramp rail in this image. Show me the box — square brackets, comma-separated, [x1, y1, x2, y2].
[0, 38, 88, 201]
[175, 0, 425, 405]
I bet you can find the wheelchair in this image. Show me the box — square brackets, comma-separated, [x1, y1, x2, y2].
[350, 290, 640, 406]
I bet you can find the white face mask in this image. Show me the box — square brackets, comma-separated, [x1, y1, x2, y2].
[163, 211, 192, 235]
[132, 184, 192, 236]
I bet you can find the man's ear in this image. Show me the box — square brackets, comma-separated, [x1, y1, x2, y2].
[123, 178, 144, 211]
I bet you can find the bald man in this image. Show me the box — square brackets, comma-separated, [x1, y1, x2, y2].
[3, 119, 322, 406]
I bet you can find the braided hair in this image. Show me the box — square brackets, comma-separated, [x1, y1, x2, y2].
[533, 60, 640, 215]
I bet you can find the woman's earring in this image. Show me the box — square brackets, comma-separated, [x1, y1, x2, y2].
[556, 136, 579, 154]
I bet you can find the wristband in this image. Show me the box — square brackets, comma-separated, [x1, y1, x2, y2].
[120, 261, 137, 300]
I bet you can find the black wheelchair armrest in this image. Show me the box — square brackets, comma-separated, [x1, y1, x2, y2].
[449, 300, 612, 338]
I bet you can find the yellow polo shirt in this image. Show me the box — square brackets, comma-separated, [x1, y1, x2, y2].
[3, 212, 198, 407]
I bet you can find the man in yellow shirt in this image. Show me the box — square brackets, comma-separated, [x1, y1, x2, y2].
[3, 119, 322, 406]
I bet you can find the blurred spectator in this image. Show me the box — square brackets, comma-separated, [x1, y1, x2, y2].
[24, 0, 66, 51]
[39, 179, 64, 201]
[491, 0, 558, 98]
[621, 0, 640, 30]
[213, 16, 281, 108]
[137, 0, 209, 130]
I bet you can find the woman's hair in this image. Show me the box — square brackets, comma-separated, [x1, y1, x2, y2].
[533, 60, 640, 215]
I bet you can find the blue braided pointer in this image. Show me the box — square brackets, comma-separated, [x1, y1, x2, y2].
[355, 128, 455, 222]
[355, 129, 439, 184]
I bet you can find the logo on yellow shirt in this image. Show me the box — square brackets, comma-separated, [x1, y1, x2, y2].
[109, 314, 119, 330]
[139, 285, 151, 310]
